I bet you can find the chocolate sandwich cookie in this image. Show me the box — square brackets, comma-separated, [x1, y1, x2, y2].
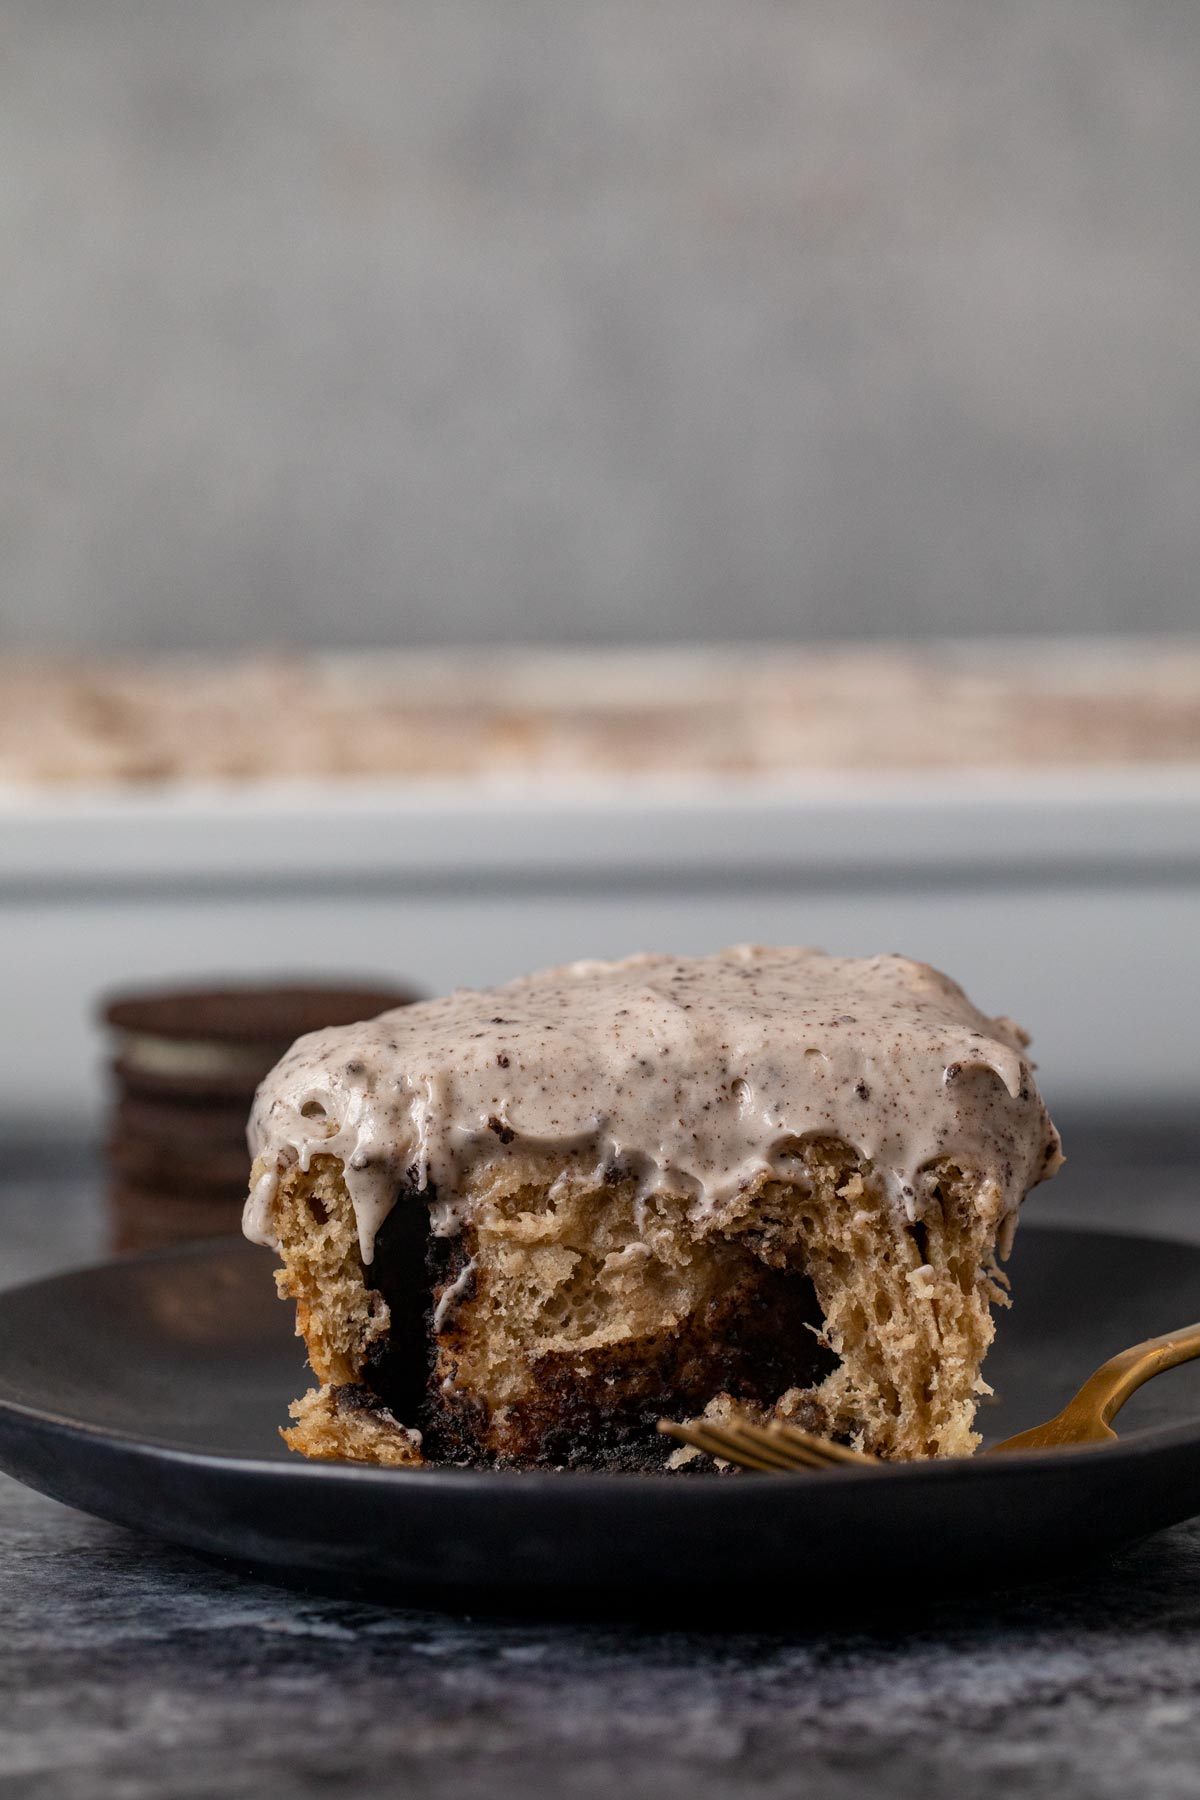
[109, 1093, 251, 1191]
[116, 1090, 253, 1143]
[102, 979, 421, 1253]
[106, 983, 421, 1103]
[109, 1184, 248, 1255]
[107, 1131, 251, 1194]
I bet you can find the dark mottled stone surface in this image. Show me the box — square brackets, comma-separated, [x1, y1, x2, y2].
[2, 1116, 1200, 1799]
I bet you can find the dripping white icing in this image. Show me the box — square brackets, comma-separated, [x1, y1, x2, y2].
[241, 1165, 278, 1245]
[244, 946, 1062, 1264]
[432, 1258, 477, 1333]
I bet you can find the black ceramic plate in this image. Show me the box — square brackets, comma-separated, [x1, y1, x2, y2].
[3, 1224, 1200, 1601]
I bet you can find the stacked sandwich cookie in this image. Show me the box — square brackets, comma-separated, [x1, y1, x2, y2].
[102, 982, 421, 1252]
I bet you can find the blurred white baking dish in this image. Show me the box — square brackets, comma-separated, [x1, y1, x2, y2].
[2, 766, 1198, 1130]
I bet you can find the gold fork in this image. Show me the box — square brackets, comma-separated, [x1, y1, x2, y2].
[659, 1321, 1200, 1472]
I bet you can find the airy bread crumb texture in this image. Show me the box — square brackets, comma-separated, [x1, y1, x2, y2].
[266, 1139, 1008, 1468]
[284, 1385, 423, 1467]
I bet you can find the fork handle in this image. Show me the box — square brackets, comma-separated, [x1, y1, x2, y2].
[1073, 1322, 1200, 1428]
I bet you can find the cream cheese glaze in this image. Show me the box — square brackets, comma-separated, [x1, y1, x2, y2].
[244, 946, 1061, 1264]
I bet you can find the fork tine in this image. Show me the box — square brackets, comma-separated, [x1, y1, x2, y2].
[659, 1418, 827, 1473]
[752, 1421, 881, 1469]
[659, 1416, 881, 1473]
[729, 1422, 845, 1469]
[659, 1421, 782, 1472]
[701, 1423, 812, 1472]
[719, 1422, 841, 1471]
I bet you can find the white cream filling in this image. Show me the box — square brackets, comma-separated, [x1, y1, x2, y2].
[118, 1031, 279, 1079]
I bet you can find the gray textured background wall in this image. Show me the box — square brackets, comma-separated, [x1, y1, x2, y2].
[4, 0, 1199, 650]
